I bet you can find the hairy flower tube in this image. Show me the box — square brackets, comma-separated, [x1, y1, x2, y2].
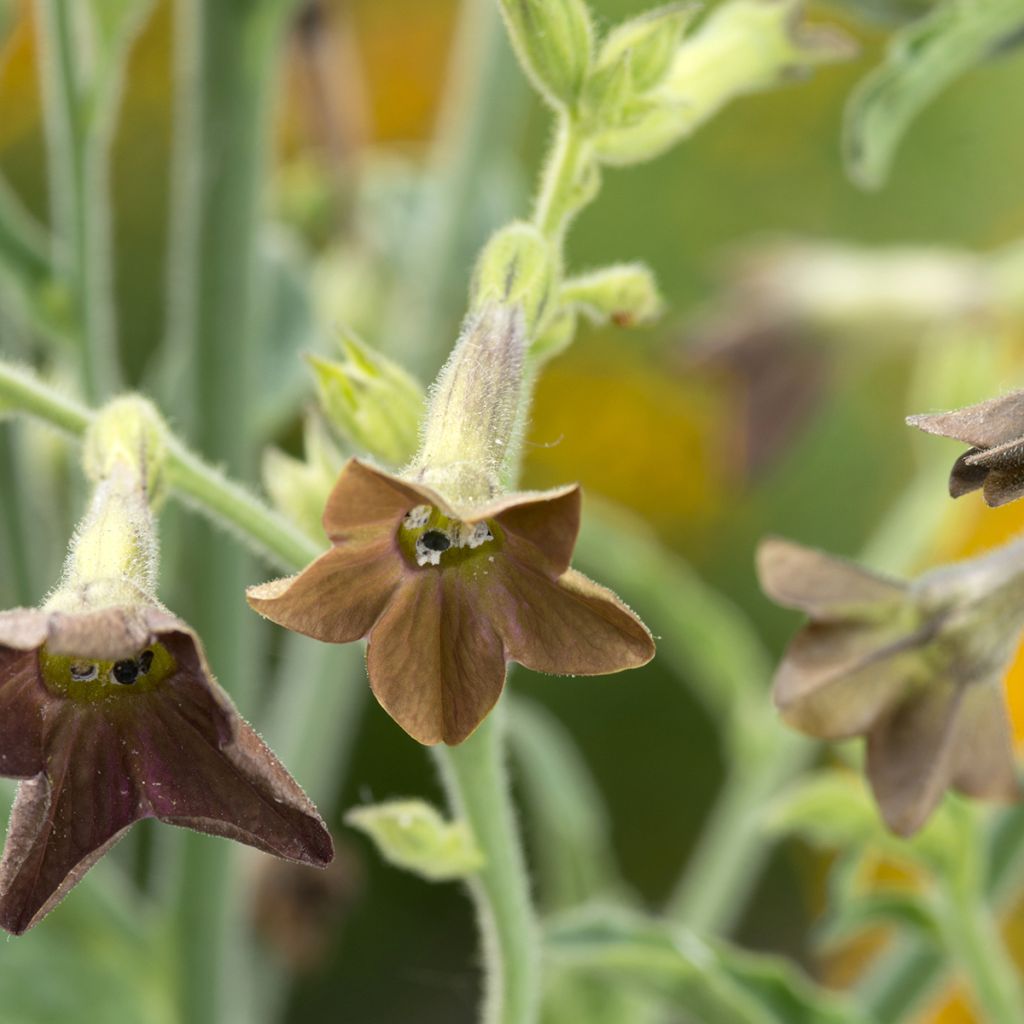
[758, 536, 1024, 836]
[909, 390, 1024, 507]
[249, 305, 654, 745]
[0, 406, 332, 934]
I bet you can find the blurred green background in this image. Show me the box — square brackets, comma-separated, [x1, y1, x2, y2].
[2, 0, 1024, 1021]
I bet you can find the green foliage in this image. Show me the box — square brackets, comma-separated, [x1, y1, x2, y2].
[545, 904, 865, 1024]
[844, 0, 1024, 188]
[345, 799, 486, 882]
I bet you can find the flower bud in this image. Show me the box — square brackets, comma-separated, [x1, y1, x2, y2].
[263, 415, 344, 541]
[592, 0, 855, 166]
[594, 3, 698, 95]
[83, 395, 167, 502]
[308, 333, 424, 467]
[498, 0, 594, 109]
[412, 304, 528, 505]
[560, 262, 664, 328]
[470, 222, 556, 338]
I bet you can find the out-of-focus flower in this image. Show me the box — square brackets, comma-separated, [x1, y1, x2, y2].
[248, 457, 653, 745]
[909, 391, 1024, 507]
[757, 536, 1024, 836]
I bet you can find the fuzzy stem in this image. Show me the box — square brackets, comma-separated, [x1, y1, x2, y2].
[433, 713, 541, 1024]
[532, 115, 590, 247]
[35, 0, 121, 400]
[0, 362, 319, 572]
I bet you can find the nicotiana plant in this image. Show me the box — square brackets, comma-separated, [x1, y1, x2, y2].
[1, 0, 1024, 1022]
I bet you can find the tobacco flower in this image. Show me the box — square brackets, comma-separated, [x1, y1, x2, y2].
[0, 595, 333, 934]
[908, 390, 1024, 506]
[758, 536, 1023, 836]
[248, 457, 654, 745]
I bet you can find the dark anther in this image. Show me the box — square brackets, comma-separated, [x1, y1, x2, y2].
[112, 659, 140, 685]
[420, 530, 452, 552]
[138, 649, 154, 674]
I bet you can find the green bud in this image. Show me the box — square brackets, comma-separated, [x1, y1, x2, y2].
[262, 416, 344, 541]
[592, 0, 855, 166]
[345, 800, 484, 882]
[595, 3, 698, 95]
[498, 0, 594, 109]
[561, 263, 664, 328]
[83, 395, 168, 503]
[308, 334, 424, 467]
[471, 221, 556, 337]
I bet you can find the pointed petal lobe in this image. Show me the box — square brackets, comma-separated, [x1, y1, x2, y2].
[366, 573, 507, 745]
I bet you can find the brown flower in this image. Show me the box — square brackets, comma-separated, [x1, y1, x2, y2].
[248, 459, 654, 745]
[0, 597, 333, 935]
[908, 390, 1024, 506]
[757, 537, 1022, 836]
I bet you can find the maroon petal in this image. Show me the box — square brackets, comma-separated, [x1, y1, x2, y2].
[130, 673, 332, 866]
[490, 564, 654, 676]
[757, 537, 906, 619]
[0, 708, 140, 935]
[247, 538, 403, 643]
[0, 650, 52, 777]
[366, 574, 507, 745]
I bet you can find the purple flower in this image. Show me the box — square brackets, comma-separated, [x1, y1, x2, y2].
[0, 597, 333, 934]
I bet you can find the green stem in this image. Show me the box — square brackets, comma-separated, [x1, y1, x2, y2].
[0, 361, 318, 573]
[532, 115, 590, 245]
[667, 733, 809, 932]
[433, 712, 541, 1024]
[35, 0, 121, 400]
[941, 882, 1024, 1023]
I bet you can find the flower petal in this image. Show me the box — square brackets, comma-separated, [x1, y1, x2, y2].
[488, 485, 580, 575]
[132, 671, 333, 866]
[866, 680, 962, 837]
[950, 683, 1020, 803]
[0, 650, 52, 777]
[366, 574, 506, 745]
[757, 537, 906, 619]
[491, 565, 654, 676]
[774, 622, 925, 740]
[0, 709, 139, 934]
[908, 391, 1024, 449]
[323, 458, 450, 539]
[247, 539, 402, 643]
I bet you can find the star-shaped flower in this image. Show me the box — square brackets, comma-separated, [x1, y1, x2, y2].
[909, 390, 1024, 506]
[248, 459, 654, 745]
[757, 537, 1022, 836]
[0, 596, 333, 935]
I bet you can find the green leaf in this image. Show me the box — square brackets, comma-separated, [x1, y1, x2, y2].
[560, 262, 664, 328]
[545, 905, 866, 1024]
[345, 799, 485, 881]
[844, 0, 1024, 189]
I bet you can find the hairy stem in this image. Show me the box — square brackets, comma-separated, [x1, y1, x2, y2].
[433, 713, 541, 1024]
